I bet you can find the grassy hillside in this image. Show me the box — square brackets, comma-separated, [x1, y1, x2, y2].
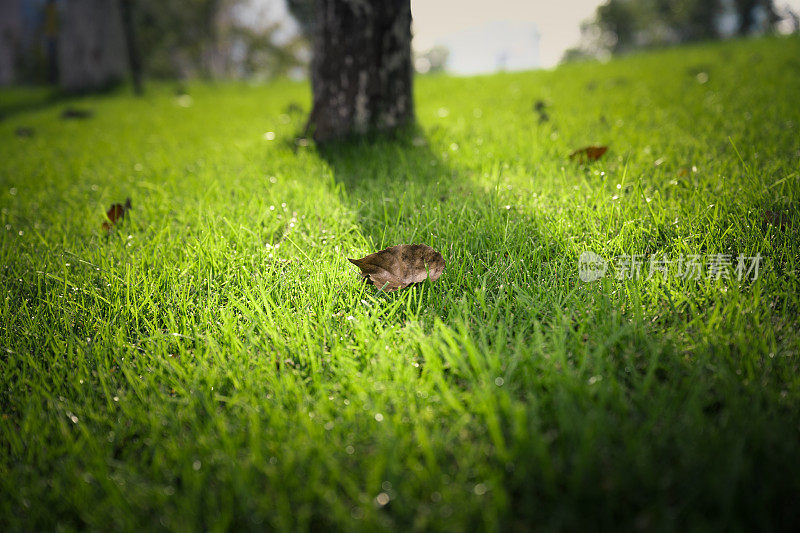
[1, 35, 799, 530]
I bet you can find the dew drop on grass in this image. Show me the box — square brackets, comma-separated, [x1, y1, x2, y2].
[376, 493, 390, 506]
[474, 483, 488, 496]
[263, 131, 276, 141]
[374, 413, 383, 422]
[494, 377, 504, 387]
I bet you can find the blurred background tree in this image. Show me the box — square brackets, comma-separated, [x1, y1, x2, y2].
[0, 0, 308, 90]
[57, 0, 128, 91]
[562, 0, 786, 62]
[134, 0, 307, 81]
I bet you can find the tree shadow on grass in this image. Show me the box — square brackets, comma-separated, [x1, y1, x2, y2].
[315, 127, 484, 251]
[0, 83, 127, 122]
[313, 126, 576, 334]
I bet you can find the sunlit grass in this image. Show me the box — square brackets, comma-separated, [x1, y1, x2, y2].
[1, 35, 799, 530]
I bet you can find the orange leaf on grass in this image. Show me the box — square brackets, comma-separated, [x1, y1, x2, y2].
[570, 145, 608, 162]
[102, 198, 132, 231]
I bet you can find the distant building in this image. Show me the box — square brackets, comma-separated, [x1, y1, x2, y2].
[435, 20, 540, 75]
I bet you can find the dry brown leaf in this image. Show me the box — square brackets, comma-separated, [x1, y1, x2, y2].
[534, 100, 549, 123]
[762, 209, 794, 231]
[570, 145, 608, 162]
[61, 108, 93, 120]
[102, 198, 132, 231]
[349, 244, 445, 292]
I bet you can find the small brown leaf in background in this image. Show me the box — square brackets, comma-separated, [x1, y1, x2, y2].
[61, 108, 93, 120]
[534, 100, 549, 123]
[102, 198, 132, 231]
[570, 145, 608, 162]
[349, 244, 445, 292]
[284, 102, 304, 115]
[762, 209, 794, 231]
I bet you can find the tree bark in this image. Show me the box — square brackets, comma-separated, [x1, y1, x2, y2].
[119, 0, 143, 95]
[308, 0, 414, 143]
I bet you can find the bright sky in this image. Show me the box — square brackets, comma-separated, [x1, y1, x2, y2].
[259, 0, 800, 72]
[411, 0, 603, 68]
[411, 0, 800, 70]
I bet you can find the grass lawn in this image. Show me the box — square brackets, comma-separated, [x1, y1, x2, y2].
[2, 35, 800, 531]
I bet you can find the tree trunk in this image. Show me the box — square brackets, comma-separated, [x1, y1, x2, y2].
[0, 0, 22, 86]
[119, 0, 143, 95]
[308, 0, 414, 143]
[58, 0, 127, 91]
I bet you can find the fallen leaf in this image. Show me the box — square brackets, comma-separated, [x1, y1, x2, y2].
[61, 108, 94, 120]
[102, 198, 132, 231]
[284, 102, 304, 114]
[570, 145, 608, 162]
[348, 244, 445, 291]
[762, 209, 794, 231]
[533, 100, 549, 123]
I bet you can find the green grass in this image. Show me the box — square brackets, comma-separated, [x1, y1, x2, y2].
[1, 35, 800, 531]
